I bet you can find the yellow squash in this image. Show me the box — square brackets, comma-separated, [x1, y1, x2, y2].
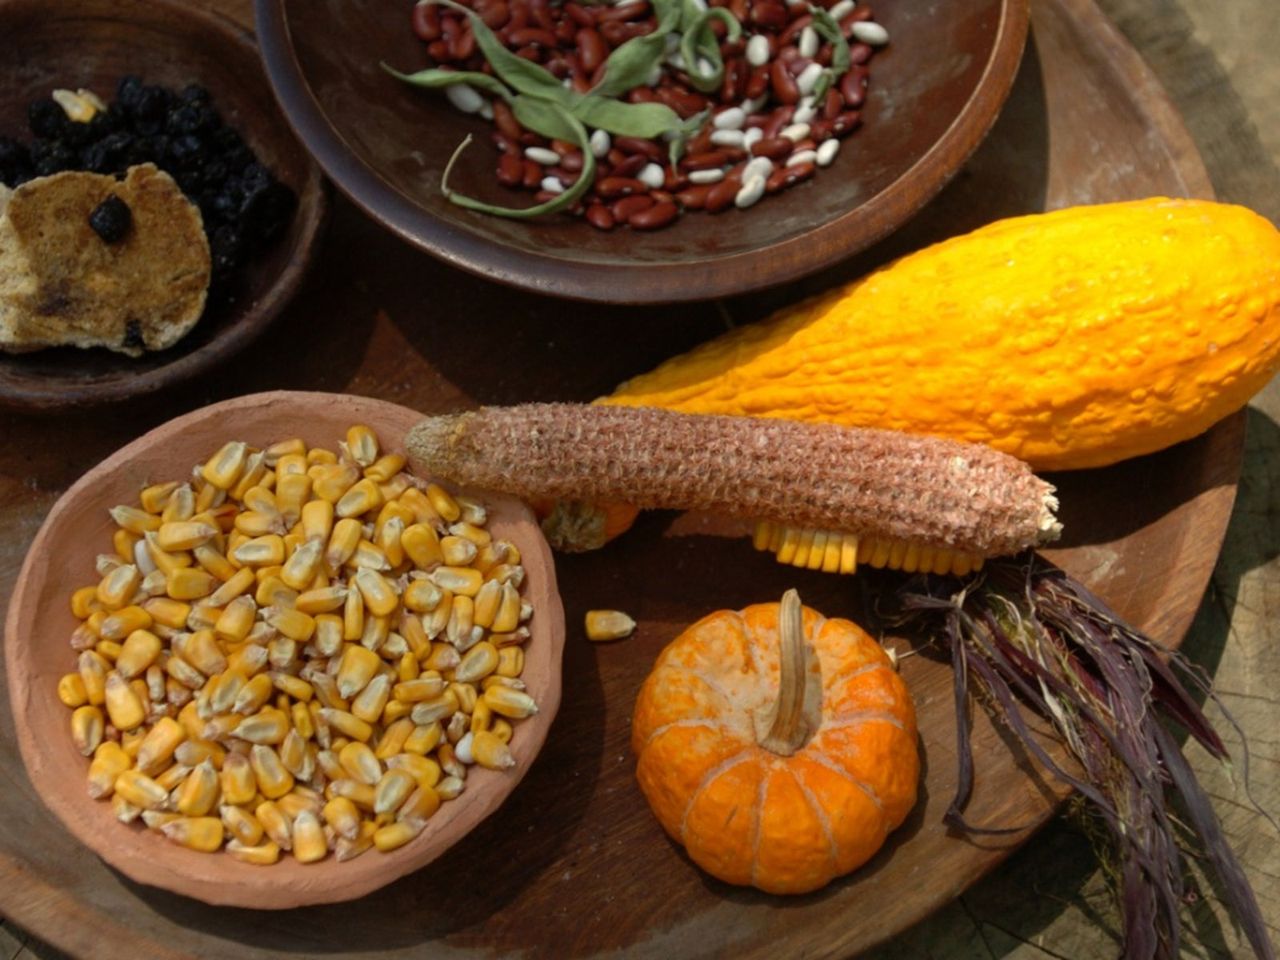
[604, 198, 1280, 471]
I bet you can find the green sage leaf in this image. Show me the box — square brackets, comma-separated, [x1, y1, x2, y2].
[574, 97, 686, 138]
[382, 63, 514, 102]
[678, 8, 740, 93]
[809, 5, 851, 74]
[511, 94, 581, 141]
[589, 0, 683, 98]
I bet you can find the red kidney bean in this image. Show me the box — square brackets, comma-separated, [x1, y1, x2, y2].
[491, 101, 522, 142]
[509, 26, 558, 46]
[721, 147, 748, 163]
[840, 70, 866, 107]
[762, 107, 794, 138]
[822, 88, 843, 120]
[705, 176, 742, 213]
[676, 184, 713, 210]
[779, 14, 813, 45]
[559, 151, 586, 173]
[565, 1, 596, 25]
[685, 126, 715, 155]
[545, 55, 569, 78]
[630, 200, 679, 230]
[750, 0, 787, 28]
[720, 58, 744, 103]
[720, 38, 745, 58]
[412, 2, 442, 41]
[626, 86, 659, 103]
[849, 41, 873, 65]
[549, 138, 576, 155]
[729, 0, 748, 21]
[765, 167, 791, 193]
[681, 150, 730, 171]
[454, 28, 479, 58]
[597, 176, 647, 199]
[745, 64, 771, 99]
[751, 137, 794, 160]
[776, 44, 801, 64]
[533, 189, 559, 203]
[550, 166, 581, 186]
[831, 110, 862, 136]
[787, 55, 813, 77]
[597, 0, 649, 20]
[770, 60, 800, 104]
[849, 4, 874, 20]
[529, 0, 555, 29]
[655, 87, 708, 119]
[599, 20, 652, 44]
[507, 0, 530, 30]
[605, 147, 628, 168]
[809, 118, 833, 140]
[496, 154, 524, 186]
[440, 13, 460, 39]
[426, 39, 450, 61]
[514, 44, 542, 61]
[792, 138, 816, 153]
[491, 131, 520, 155]
[570, 72, 593, 93]
[608, 154, 650, 178]
[614, 136, 665, 161]
[522, 160, 543, 189]
[576, 28, 608, 73]
[662, 169, 688, 191]
[651, 189, 675, 203]
[611, 194, 655, 220]
[476, 0, 511, 29]
[585, 204, 616, 230]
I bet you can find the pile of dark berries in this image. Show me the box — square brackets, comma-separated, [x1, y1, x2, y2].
[0, 76, 295, 293]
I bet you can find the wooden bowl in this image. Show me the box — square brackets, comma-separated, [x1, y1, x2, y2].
[0, 0, 328, 411]
[253, 0, 1029, 303]
[3, 391, 566, 908]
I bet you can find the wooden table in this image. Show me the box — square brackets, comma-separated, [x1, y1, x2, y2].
[2, 0, 1278, 954]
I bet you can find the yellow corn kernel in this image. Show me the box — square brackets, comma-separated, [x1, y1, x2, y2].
[98, 604, 153, 643]
[439, 535, 477, 568]
[224, 839, 279, 865]
[322, 796, 362, 840]
[359, 614, 390, 652]
[489, 717, 514, 744]
[409, 689, 459, 726]
[136, 480, 179, 515]
[349, 539, 390, 573]
[290, 702, 315, 742]
[78, 650, 109, 705]
[450, 682, 479, 716]
[70, 585, 100, 620]
[431, 566, 482, 598]
[278, 729, 312, 780]
[85, 740, 132, 799]
[104, 672, 146, 731]
[487, 581, 520, 633]
[192, 542, 236, 582]
[175, 760, 220, 817]
[308, 614, 340, 659]
[396, 650, 420, 684]
[221, 805, 264, 846]
[219, 754, 257, 806]
[95, 639, 124, 663]
[277, 789, 321, 821]
[310, 462, 360, 503]
[373, 768, 417, 816]
[254, 574, 296, 610]
[322, 708, 373, 742]
[309, 674, 348, 713]
[471, 730, 516, 770]
[425, 484, 461, 523]
[325, 518, 363, 576]
[335, 478, 382, 520]
[158, 816, 223, 852]
[253, 800, 293, 851]
[377, 517, 406, 568]
[211, 595, 254, 645]
[175, 738, 226, 769]
[281, 538, 324, 591]
[351, 568, 396, 618]
[271, 672, 313, 703]
[202, 440, 248, 489]
[110, 505, 162, 535]
[394, 614, 428, 663]
[338, 741, 383, 786]
[114, 768, 168, 809]
[58, 672, 88, 708]
[112, 792, 142, 824]
[160, 484, 196, 523]
[496, 646, 525, 679]
[373, 818, 424, 852]
[96, 564, 141, 611]
[178, 629, 229, 677]
[166, 567, 218, 602]
[232, 535, 286, 568]
[397, 783, 441, 825]
[351, 674, 392, 725]
[468, 580, 500, 630]
[184, 603, 222, 633]
[344, 425, 379, 467]
[370, 719, 411, 763]
[232, 673, 275, 715]
[264, 437, 306, 466]
[336, 644, 381, 699]
[265, 606, 315, 642]
[401, 523, 443, 570]
[402, 721, 442, 757]
[482, 685, 538, 719]
[156, 521, 218, 553]
[192, 484, 224, 520]
[400, 579, 441, 615]
[455, 641, 499, 684]
[142, 597, 191, 631]
[423, 641, 460, 673]
[300, 499, 334, 542]
[290, 809, 327, 864]
[233, 510, 283, 538]
[330, 778, 377, 810]
[249, 744, 294, 799]
[235, 708, 290, 745]
[153, 761, 192, 793]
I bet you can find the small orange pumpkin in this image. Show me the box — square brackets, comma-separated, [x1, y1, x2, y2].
[631, 590, 919, 894]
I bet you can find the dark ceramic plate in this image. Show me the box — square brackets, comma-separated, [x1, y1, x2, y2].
[0, 0, 327, 411]
[255, 0, 1028, 303]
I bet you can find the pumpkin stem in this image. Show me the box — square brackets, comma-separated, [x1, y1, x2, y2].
[758, 589, 810, 756]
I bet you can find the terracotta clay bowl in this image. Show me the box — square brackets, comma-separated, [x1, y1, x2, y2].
[3, 391, 565, 908]
[254, 0, 1029, 303]
[0, 0, 328, 411]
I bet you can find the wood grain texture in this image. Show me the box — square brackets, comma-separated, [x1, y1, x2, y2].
[0, 0, 1274, 955]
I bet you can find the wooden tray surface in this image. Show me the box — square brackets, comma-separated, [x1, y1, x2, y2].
[0, 0, 1240, 955]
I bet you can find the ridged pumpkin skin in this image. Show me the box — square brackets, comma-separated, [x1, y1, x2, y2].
[605, 199, 1280, 471]
[631, 601, 919, 894]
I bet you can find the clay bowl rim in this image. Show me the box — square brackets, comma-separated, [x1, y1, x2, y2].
[252, 0, 1030, 305]
[3, 390, 566, 909]
[0, 0, 329, 412]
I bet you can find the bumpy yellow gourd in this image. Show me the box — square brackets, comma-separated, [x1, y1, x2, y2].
[605, 198, 1280, 471]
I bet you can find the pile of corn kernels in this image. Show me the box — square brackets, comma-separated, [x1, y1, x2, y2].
[58, 426, 535, 865]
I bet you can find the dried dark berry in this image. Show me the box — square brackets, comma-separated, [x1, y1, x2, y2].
[0, 136, 31, 186]
[88, 194, 132, 243]
[166, 104, 214, 137]
[81, 131, 135, 174]
[116, 75, 144, 113]
[179, 83, 211, 105]
[133, 85, 170, 123]
[28, 98, 68, 140]
[209, 224, 243, 277]
[122, 320, 145, 351]
[29, 139, 76, 176]
[241, 181, 296, 246]
[167, 133, 205, 167]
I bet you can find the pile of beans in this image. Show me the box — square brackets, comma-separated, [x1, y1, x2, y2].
[410, 0, 886, 231]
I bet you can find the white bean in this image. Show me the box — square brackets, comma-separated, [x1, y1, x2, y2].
[741, 95, 769, 115]
[798, 25, 819, 58]
[816, 139, 841, 166]
[746, 34, 771, 67]
[742, 126, 764, 148]
[734, 175, 766, 209]
[786, 149, 818, 167]
[524, 146, 561, 165]
[710, 129, 746, 147]
[638, 163, 666, 189]
[713, 107, 746, 130]
[781, 122, 811, 142]
[589, 129, 612, 158]
[796, 62, 824, 96]
[539, 176, 565, 194]
[477, 102, 494, 121]
[688, 168, 726, 184]
[743, 156, 774, 182]
[851, 20, 890, 46]
[445, 83, 484, 115]
[792, 96, 817, 125]
[827, 0, 855, 20]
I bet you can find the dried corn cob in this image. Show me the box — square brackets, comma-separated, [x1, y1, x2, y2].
[405, 404, 1061, 570]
